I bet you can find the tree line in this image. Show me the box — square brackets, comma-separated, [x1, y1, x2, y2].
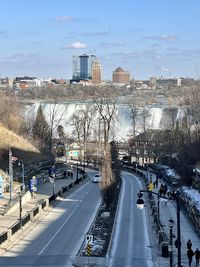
[1, 86, 200, 206]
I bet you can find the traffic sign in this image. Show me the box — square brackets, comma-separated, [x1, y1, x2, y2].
[85, 234, 93, 245]
[86, 244, 92, 256]
[30, 176, 38, 192]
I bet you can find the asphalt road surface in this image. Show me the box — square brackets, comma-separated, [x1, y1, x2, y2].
[0, 177, 101, 267]
[107, 171, 156, 267]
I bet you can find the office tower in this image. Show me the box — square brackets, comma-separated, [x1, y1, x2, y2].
[92, 59, 101, 84]
[72, 56, 80, 79]
[79, 54, 89, 79]
[72, 54, 99, 81]
[112, 67, 130, 83]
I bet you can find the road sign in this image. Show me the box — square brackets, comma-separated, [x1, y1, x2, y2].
[30, 177, 38, 192]
[85, 235, 93, 245]
[86, 244, 92, 256]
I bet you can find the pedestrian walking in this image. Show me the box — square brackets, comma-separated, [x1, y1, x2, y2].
[187, 239, 193, 250]
[187, 248, 194, 267]
[195, 248, 200, 266]
[163, 183, 168, 196]
[63, 170, 67, 178]
[159, 183, 164, 196]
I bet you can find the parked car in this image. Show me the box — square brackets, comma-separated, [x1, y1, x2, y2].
[91, 173, 102, 183]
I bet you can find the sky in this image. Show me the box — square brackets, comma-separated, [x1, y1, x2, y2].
[0, 0, 200, 80]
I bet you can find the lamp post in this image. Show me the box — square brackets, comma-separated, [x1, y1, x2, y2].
[19, 191, 22, 229]
[168, 218, 174, 267]
[18, 160, 25, 192]
[136, 189, 182, 267]
[76, 163, 78, 183]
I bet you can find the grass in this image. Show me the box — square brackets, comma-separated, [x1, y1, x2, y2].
[0, 124, 50, 174]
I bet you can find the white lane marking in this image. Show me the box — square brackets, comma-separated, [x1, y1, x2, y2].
[38, 207, 77, 255]
[126, 175, 134, 266]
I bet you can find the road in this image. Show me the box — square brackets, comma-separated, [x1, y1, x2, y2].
[0, 174, 101, 267]
[107, 171, 156, 267]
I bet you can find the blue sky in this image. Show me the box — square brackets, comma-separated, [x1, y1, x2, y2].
[0, 0, 200, 80]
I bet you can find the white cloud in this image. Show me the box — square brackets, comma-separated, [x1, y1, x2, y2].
[55, 16, 74, 22]
[145, 34, 177, 41]
[84, 31, 110, 36]
[100, 41, 126, 47]
[61, 42, 87, 49]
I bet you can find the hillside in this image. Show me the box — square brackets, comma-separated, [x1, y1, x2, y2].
[0, 124, 50, 174]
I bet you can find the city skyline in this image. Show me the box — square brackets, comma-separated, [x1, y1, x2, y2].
[0, 0, 200, 80]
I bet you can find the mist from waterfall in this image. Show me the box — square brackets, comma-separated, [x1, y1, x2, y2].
[24, 101, 176, 141]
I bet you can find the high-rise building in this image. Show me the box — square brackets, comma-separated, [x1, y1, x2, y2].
[112, 67, 130, 83]
[92, 59, 101, 84]
[79, 54, 89, 79]
[71, 54, 98, 82]
[72, 56, 80, 79]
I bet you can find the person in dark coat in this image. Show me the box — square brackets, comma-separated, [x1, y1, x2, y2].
[187, 248, 194, 267]
[195, 248, 200, 266]
[187, 239, 193, 250]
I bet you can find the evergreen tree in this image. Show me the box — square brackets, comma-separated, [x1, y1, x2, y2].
[32, 105, 50, 148]
[57, 125, 66, 141]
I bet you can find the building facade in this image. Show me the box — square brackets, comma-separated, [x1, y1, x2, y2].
[129, 130, 163, 165]
[112, 67, 130, 84]
[72, 54, 98, 82]
[79, 54, 89, 79]
[92, 59, 101, 84]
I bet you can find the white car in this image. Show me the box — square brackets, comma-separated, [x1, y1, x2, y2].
[92, 174, 102, 183]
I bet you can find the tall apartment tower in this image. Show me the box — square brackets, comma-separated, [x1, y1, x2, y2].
[92, 59, 101, 84]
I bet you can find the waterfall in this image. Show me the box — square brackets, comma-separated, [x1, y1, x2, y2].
[24, 101, 177, 141]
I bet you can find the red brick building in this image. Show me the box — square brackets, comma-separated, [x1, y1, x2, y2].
[112, 67, 130, 84]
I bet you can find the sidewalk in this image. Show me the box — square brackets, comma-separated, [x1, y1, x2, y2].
[0, 171, 85, 248]
[136, 168, 200, 267]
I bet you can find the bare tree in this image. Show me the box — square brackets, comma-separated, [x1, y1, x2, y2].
[0, 93, 22, 133]
[70, 106, 94, 163]
[140, 108, 151, 133]
[178, 87, 200, 143]
[93, 94, 118, 208]
[93, 95, 117, 150]
[45, 98, 67, 153]
[128, 101, 139, 138]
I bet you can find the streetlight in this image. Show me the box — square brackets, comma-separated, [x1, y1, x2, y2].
[18, 160, 25, 192]
[168, 218, 174, 267]
[19, 191, 22, 229]
[76, 163, 78, 183]
[136, 189, 182, 267]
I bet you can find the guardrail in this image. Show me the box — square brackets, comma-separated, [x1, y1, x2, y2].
[0, 190, 25, 216]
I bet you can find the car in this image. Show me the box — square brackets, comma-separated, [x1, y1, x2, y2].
[92, 173, 102, 183]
